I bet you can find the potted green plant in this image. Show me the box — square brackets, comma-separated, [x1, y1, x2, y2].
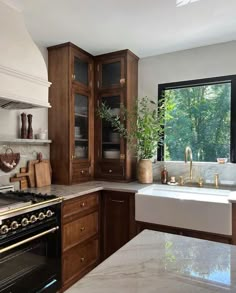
[97, 96, 172, 183]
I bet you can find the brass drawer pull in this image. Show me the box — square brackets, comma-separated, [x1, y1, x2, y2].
[110, 199, 125, 204]
[80, 170, 85, 175]
[80, 227, 85, 232]
[108, 169, 112, 173]
[80, 202, 86, 208]
[80, 257, 85, 262]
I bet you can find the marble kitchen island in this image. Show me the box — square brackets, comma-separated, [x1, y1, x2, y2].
[66, 230, 236, 293]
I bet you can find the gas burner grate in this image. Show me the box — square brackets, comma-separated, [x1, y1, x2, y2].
[0, 191, 57, 204]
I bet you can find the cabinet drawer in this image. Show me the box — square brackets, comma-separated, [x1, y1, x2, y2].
[63, 193, 99, 219]
[63, 212, 98, 251]
[72, 163, 91, 183]
[63, 238, 99, 285]
[100, 162, 124, 178]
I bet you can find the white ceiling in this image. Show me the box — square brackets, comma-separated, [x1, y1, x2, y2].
[5, 0, 236, 58]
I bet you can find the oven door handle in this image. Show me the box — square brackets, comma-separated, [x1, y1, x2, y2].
[0, 226, 59, 254]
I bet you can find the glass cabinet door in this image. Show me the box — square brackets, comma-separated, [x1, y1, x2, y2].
[74, 93, 89, 160]
[98, 58, 125, 89]
[73, 56, 89, 87]
[101, 95, 121, 160]
[102, 62, 121, 88]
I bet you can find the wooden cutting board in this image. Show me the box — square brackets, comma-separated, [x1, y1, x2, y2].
[10, 175, 28, 190]
[15, 160, 39, 187]
[35, 160, 51, 188]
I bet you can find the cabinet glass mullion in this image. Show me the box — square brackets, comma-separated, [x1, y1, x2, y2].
[74, 93, 89, 159]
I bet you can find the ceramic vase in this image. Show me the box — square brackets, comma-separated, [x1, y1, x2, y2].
[137, 159, 153, 184]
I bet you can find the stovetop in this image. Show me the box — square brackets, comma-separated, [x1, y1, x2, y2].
[0, 191, 58, 214]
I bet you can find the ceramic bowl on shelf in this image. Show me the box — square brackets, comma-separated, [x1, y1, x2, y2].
[104, 149, 120, 159]
[75, 146, 87, 158]
[74, 126, 80, 136]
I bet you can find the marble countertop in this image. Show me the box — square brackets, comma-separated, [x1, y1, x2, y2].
[66, 230, 236, 293]
[27, 181, 149, 200]
[27, 180, 236, 202]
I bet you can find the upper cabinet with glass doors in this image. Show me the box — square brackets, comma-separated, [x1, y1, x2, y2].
[96, 56, 126, 90]
[94, 50, 139, 182]
[48, 42, 94, 185]
[71, 48, 93, 91]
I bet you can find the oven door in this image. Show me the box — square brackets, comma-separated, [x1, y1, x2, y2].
[0, 223, 61, 293]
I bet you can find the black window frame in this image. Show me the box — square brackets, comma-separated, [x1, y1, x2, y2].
[158, 75, 236, 163]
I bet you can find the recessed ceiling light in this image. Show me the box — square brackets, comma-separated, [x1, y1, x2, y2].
[176, 0, 200, 7]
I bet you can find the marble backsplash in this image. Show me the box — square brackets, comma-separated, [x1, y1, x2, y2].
[0, 143, 49, 189]
[153, 161, 236, 185]
[1, 144, 235, 188]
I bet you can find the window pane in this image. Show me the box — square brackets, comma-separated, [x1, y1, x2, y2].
[164, 83, 231, 162]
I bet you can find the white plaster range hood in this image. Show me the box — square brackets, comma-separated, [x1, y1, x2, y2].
[0, 0, 51, 109]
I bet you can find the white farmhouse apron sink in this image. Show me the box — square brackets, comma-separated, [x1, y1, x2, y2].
[135, 184, 232, 236]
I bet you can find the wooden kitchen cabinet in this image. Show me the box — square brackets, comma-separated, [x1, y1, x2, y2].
[61, 192, 100, 292]
[94, 50, 139, 182]
[48, 42, 94, 184]
[102, 191, 136, 259]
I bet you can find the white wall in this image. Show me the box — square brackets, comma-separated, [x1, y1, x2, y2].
[138, 41, 236, 184]
[139, 41, 236, 98]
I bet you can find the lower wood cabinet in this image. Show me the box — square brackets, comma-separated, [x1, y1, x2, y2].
[136, 221, 232, 244]
[102, 191, 136, 259]
[63, 237, 99, 285]
[61, 192, 100, 292]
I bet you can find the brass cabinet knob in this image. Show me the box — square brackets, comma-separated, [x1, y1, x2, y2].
[80, 257, 85, 262]
[80, 170, 85, 174]
[80, 202, 86, 208]
[80, 227, 85, 232]
[120, 78, 126, 86]
[109, 169, 112, 173]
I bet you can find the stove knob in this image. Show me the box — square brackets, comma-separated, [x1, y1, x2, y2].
[1, 225, 9, 235]
[10, 221, 19, 230]
[46, 210, 53, 218]
[30, 215, 37, 223]
[21, 218, 29, 227]
[38, 212, 45, 220]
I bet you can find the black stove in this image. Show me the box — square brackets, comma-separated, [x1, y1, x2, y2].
[0, 186, 62, 293]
